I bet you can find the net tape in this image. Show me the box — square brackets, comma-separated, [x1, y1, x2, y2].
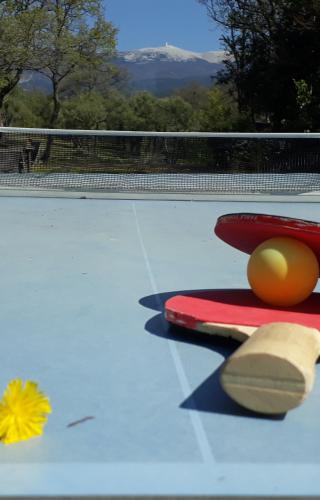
[0, 128, 320, 194]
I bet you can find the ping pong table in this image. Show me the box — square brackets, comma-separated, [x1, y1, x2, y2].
[0, 190, 320, 498]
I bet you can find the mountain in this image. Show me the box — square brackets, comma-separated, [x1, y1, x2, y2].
[19, 44, 229, 96]
[116, 44, 228, 95]
[19, 70, 52, 94]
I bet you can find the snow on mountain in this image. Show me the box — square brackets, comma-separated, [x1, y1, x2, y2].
[201, 50, 229, 64]
[115, 44, 228, 95]
[119, 44, 228, 64]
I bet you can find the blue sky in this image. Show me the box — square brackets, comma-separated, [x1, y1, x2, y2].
[104, 0, 223, 52]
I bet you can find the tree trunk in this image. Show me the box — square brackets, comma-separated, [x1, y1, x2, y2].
[42, 81, 61, 162]
[0, 70, 23, 125]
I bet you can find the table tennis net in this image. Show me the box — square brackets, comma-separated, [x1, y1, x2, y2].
[0, 127, 320, 194]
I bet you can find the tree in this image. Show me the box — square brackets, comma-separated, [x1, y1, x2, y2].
[293, 78, 313, 130]
[4, 87, 50, 127]
[156, 96, 196, 131]
[174, 83, 210, 110]
[35, 0, 117, 129]
[103, 90, 135, 130]
[0, 1, 45, 123]
[197, 86, 245, 131]
[59, 91, 107, 129]
[128, 92, 161, 131]
[59, 62, 128, 100]
[198, 0, 320, 130]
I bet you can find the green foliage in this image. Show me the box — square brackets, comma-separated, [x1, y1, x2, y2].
[5, 0, 320, 132]
[293, 79, 313, 110]
[156, 96, 196, 131]
[292, 78, 314, 130]
[124, 92, 197, 131]
[0, 1, 46, 108]
[4, 87, 50, 127]
[0, 0, 118, 128]
[197, 86, 247, 131]
[59, 64, 128, 99]
[8, 83, 243, 132]
[103, 91, 136, 130]
[127, 92, 161, 131]
[174, 83, 209, 109]
[0, 0, 242, 133]
[35, 0, 118, 127]
[60, 90, 196, 131]
[0, 0, 244, 132]
[198, 0, 320, 131]
[59, 91, 107, 129]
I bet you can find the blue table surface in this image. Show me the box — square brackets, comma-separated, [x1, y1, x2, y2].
[0, 195, 320, 497]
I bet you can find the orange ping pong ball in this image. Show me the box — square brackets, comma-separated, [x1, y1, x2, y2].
[247, 236, 319, 307]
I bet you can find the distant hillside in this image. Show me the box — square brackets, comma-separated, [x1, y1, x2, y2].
[19, 44, 229, 96]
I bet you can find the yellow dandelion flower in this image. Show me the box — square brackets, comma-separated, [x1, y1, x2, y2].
[0, 379, 52, 445]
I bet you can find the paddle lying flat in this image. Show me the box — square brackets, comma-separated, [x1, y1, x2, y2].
[165, 290, 320, 414]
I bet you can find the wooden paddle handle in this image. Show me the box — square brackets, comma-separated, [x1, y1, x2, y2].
[220, 322, 320, 414]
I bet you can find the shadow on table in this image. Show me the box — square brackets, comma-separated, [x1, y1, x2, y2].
[140, 290, 286, 422]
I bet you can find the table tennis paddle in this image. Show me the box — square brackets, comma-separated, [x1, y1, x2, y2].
[165, 290, 320, 414]
[214, 212, 320, 263]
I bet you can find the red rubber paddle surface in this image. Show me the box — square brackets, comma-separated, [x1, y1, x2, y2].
[214, 213, 320, 265]
[165, 290, 320, 332]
